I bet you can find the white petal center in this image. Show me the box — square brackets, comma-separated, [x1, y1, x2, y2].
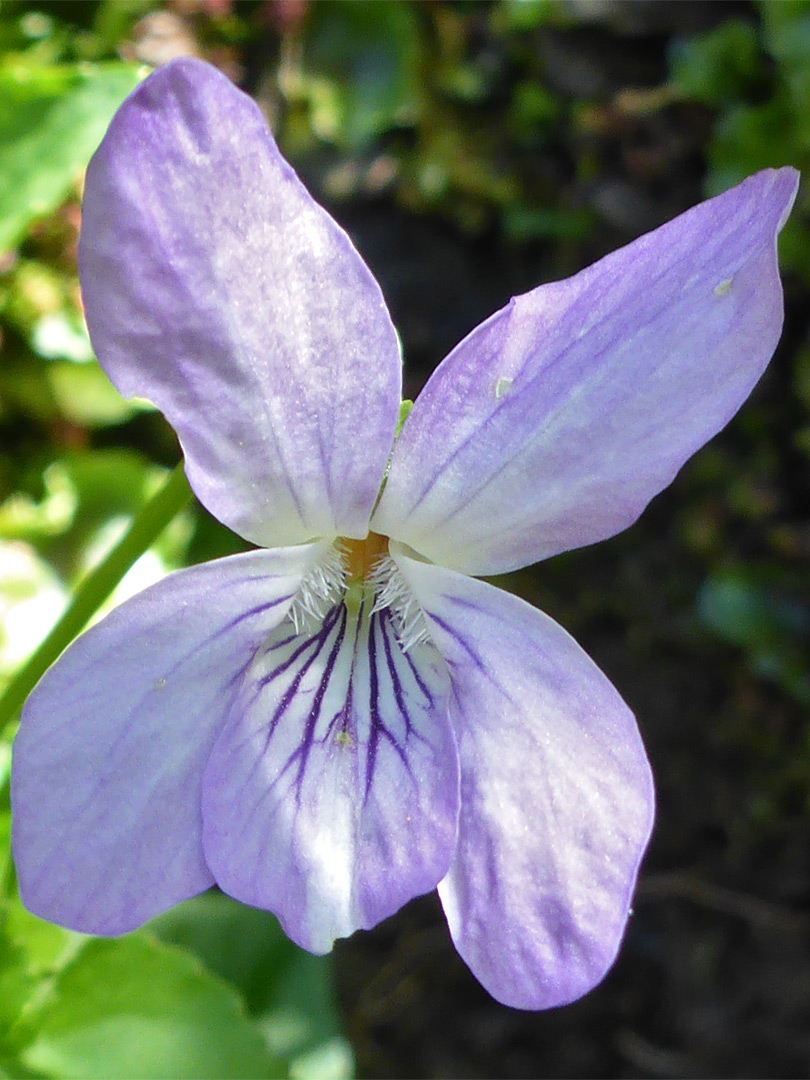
[287, 534, 431, 652]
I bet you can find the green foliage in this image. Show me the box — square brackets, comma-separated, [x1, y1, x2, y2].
[151, 893, 351, 1078]
[291, 0, 421, 150]
[667, 2, 810, 281]
[669, 19, 764, 107]
[0, 62, 142, 253]
[761, 0, 810, 106]
[698, 567, 810, 706]
[14, 934, 283, 1079]
[496, 0, 562, 33]
[0, 878, 350, 1078]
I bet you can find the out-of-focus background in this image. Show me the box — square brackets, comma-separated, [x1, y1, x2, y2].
[1, 2, 809, 1077]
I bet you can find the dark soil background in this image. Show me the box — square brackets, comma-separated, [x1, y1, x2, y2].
[310, 5, 810, 1076]
[4, 1, 810, 1077]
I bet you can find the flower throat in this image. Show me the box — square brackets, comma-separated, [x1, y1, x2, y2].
[288, 532, 430, 652]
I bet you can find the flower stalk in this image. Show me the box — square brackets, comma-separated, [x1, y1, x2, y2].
[0, 462, 191, 732]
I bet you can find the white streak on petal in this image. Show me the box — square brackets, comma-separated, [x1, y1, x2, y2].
[202, 600, 457, 952]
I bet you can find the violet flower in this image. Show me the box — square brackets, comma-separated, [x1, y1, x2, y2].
[11, 58, 797, 1010]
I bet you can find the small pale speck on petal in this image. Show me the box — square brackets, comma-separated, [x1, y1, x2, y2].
[494, 376, 513, 399]
[713, 277, 733, 297]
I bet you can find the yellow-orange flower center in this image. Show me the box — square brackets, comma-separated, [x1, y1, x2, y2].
[342, 531, 389, 582]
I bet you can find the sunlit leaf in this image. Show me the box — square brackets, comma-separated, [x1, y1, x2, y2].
[0, 935, 35, 1048]
[17, 934, 284, 1079]
[0, 463, 76, 541]
[45, 361, 146, 428]
[151, 892, 353, 1079]
[0, 61, 143, 252]
[0, 541, 66, 686]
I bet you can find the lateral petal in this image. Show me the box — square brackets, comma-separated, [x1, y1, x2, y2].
[393, 545, 654, 1010]
[79, 58, 401, 546]
[375, 168, 798, 574]
[202, 598, 457, 953]
[11, 544, 324, 934]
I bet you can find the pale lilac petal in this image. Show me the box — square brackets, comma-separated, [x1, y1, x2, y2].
[11, 544, 327, 934]
[79, 58, 401, 547]
[375, 168, 798, 575]
[392, 544, 654, 1010]
[202, 598, 457, 952]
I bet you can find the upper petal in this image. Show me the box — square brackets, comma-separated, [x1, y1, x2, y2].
[393, 545, 654, 1010]
[375, 168, 798, 575]
[11, 544, 324, 934]
[202, 596, 457, 953]
[79, 58, 401, 547]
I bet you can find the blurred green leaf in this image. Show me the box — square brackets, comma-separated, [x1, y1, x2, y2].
[59, 450, 164, 530]
[297, 0, 420, 149]
[32, 314, 94, 364]
[698, 566, 810, 704]
[16, 934, 284, 1079]
[704, 99, 801, 193]
[495, 0, 561, 32]
[91, 0, 155, 58]
[45, 361, 145, 427]
[0, 899, 81, 1070]
[0, 61, 142, 252]
[151, 892, 352, 1079]
[502, 203, 594, 242]
[669, 19, 764, 106]
[0, 935, 35, 1049]
[761, 0, 810, 103]
[509, 80, 560, 146]
[2, 897, 79, 979]
[3, 260, 68, 339]
[793, 343, 810, 410]
[0, 449, 173, 574]
[0, 540, 66, 691]
[0, 464, 76, 540]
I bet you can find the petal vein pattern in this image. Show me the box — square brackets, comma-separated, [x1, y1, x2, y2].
[11, 52, 800, 1012]
[202, 592, 458, 954]
[392, 544, 655, 1009]
[12, 544, 325, 934]
[374, 168, 799, 575]
[79, 58, 401, 547]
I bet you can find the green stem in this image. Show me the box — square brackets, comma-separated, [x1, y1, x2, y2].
[0, 461, 192, 732]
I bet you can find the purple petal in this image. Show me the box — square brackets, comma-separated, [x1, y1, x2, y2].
[393, 544, 654, 1010]
[11, 544, 326, 934]
[79, 58, 401, 547]
[375, 168, 798, 575]
[202, 598, 457, 952]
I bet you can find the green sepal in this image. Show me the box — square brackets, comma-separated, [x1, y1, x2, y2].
[395, 399, 413, 436]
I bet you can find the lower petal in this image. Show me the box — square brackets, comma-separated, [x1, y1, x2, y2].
[202, 597, 458, 953]
[11, 544, 324, 934]
[393, 545, 655, 1010]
